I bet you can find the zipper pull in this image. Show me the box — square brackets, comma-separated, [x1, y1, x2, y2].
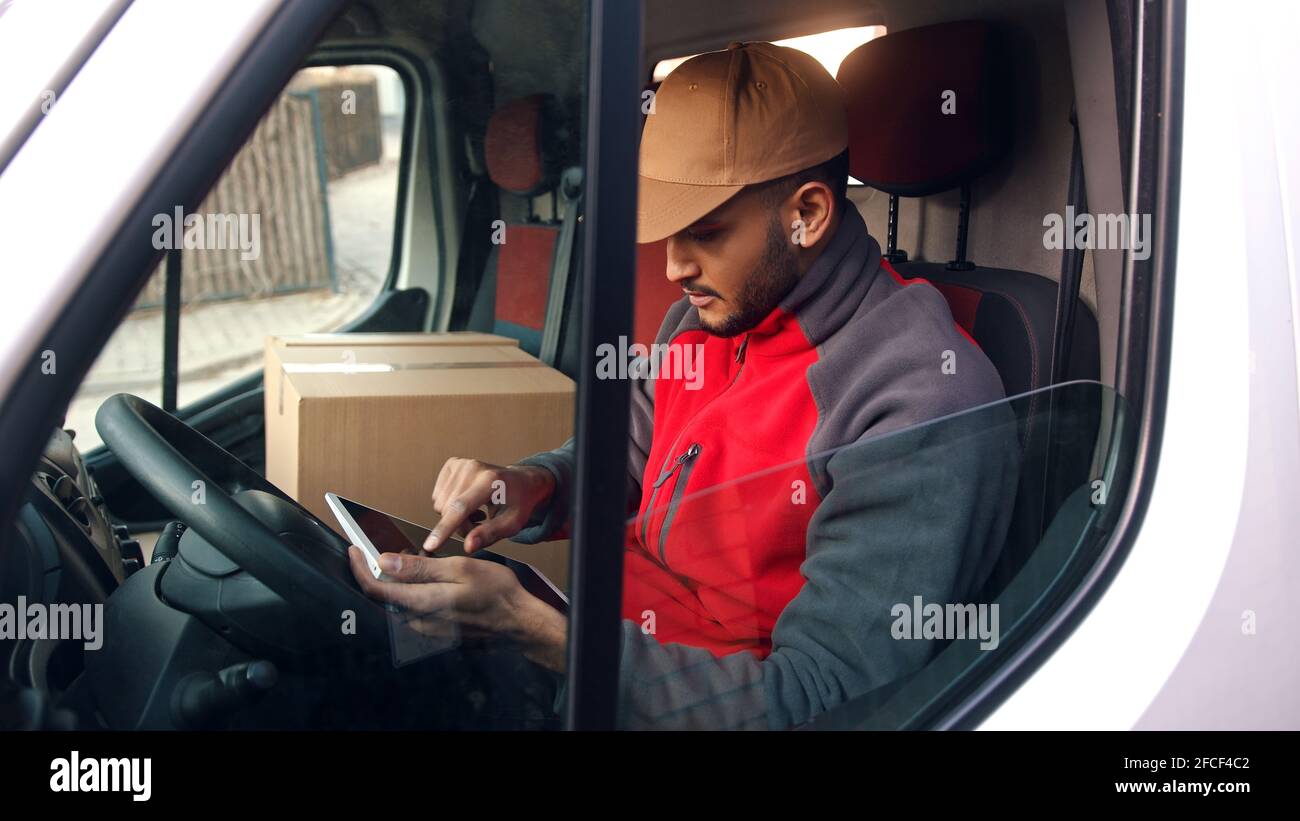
[653, 443, 702, 488]
[652, 465, 675, 488]
[735, 335, 749, 364]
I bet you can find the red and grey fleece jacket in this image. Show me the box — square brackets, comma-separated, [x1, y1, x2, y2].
[515, 202, 1021, 729]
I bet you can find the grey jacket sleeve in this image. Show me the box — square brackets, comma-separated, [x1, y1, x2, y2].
[513, 301, 692, 543]
[512, 355, 658, 544]
[511, 438, 576, 544]
[614, 402, 1020, 730]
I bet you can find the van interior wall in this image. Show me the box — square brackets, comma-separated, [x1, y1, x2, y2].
[848, 0, 1098, 317]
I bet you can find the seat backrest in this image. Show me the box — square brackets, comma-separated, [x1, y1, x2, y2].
[488, 224, 557, 354]
[467, 94, 567, 356]
[890, 262, 1100, 428]
[838, 22, 1101, 593]
[632, 239, 684, 348]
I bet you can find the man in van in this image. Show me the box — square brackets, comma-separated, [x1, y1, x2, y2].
[350, 42, 1019, 729]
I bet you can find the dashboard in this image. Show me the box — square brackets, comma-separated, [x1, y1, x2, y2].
[2, 427, 141, 703]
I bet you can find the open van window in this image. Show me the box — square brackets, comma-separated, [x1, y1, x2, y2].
[66, 64, 407, 451]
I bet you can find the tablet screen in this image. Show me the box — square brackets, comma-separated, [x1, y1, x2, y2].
[336, 495, 428, 555]
[333, 495, 568, 615]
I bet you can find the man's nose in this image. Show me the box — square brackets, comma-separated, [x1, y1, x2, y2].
[665, 236, 702, 284]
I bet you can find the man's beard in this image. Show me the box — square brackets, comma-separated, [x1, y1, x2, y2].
[698, 214, 801, 338]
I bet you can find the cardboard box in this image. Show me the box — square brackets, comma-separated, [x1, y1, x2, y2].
[265, 334, 574, 589]
[270, 331, 517, 349]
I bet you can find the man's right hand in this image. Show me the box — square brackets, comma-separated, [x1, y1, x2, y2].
[423, 458, 556, 554]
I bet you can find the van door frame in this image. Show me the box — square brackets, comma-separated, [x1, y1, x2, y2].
[562, 0, 643, 731]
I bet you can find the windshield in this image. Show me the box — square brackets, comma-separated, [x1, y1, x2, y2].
[4, 0, 595, 733]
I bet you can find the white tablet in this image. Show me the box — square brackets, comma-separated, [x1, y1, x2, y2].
[325, 492, 568, 613]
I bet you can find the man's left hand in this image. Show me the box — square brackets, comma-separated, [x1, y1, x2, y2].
[347, 546, 568, 671]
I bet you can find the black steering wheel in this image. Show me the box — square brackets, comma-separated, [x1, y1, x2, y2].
[95, 393, 385, 645]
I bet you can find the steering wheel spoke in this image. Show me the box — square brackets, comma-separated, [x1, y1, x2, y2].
[95, 394, 387, 648]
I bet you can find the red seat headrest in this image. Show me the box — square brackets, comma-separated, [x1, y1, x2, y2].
[836, 21, 1012, 197]
[485, 94, 561, 196]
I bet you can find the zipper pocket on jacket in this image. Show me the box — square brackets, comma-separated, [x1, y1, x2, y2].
[640, 443, 697, 553]
[638, 336, 741, 561]
[656, 442, 701, 566]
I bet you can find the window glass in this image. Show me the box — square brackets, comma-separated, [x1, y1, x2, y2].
[615, 381, 1125, 729]
[48, 0, 591, 732]
[66, 64, 404, 449]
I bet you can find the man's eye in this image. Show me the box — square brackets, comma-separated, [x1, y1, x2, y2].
[687, 229, 718, 243]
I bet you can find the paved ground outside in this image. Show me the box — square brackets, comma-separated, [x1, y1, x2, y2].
[65, 129, 401, 451]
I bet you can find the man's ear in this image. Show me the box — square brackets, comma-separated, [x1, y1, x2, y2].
[788, 181, 836, 249]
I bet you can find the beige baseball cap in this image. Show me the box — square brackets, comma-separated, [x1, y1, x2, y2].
[637, 41, 848, 244]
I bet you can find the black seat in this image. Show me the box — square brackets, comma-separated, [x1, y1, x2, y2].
[838, 21, 1101, 597]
